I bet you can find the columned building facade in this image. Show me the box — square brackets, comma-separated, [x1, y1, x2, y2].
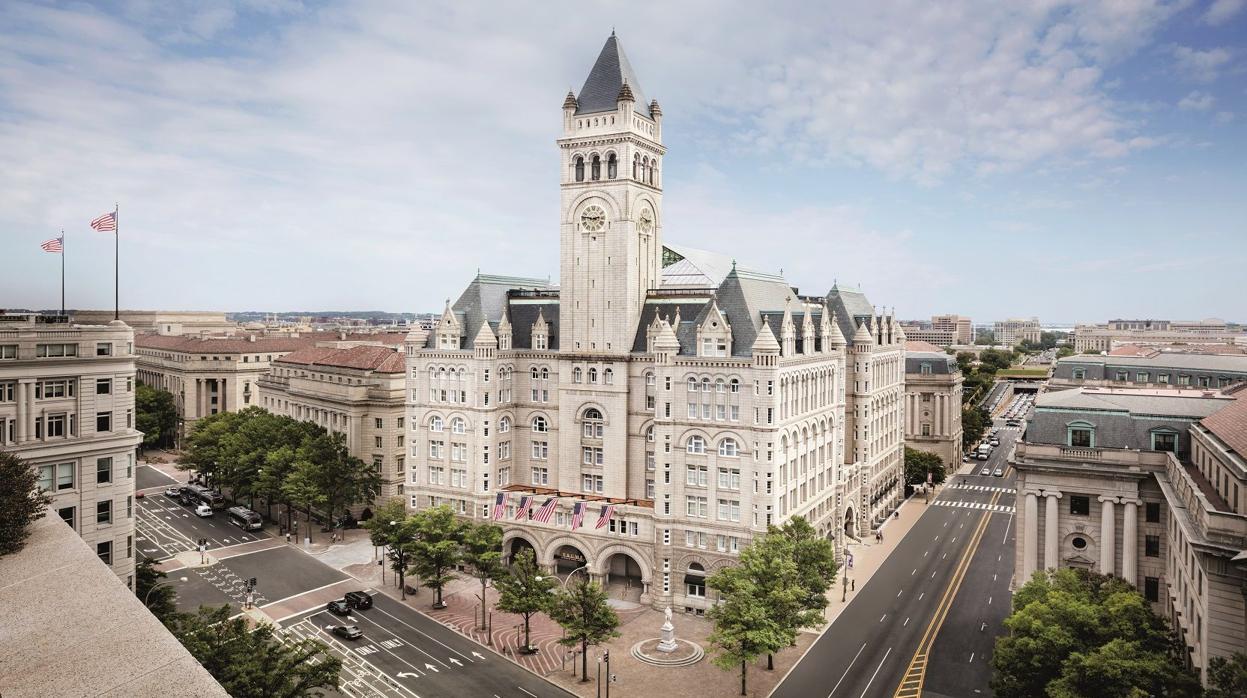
[402, 34, 905, 612]
[903, 343, 963, 469]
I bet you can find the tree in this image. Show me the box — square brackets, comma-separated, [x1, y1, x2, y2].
[992, 568, 1199, 698]
[408, 504, 465, 608]
[762, 517, 836, 668]
[962, 405, 990, 450]
[955, 351, 976, 374]
[168, 604, 341, 697]
[303, 430, 380, 524]
[136, 556, 178, 622]
[549, 577, 621, 683]
[461, 522, 504, 630]
[135, 383, 178, 450]
[362, 499, 412, 589]
[282, 459, 326, 543]
[706, 563, 788, 695]
[180, 410, 245, 487]
[0, 451, 52, 556]
[1207, 652, 1247, 698]
[904, 447, 947, 487]
[494, 548, 555, 653]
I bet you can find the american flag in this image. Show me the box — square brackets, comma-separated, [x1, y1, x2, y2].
[40, 237, 64, 253]
[532, 497, 558, 523]
[491, 492, 509, 521]
[594, 504, 616, 529]
[90, 211, 117, 232]
[513, 495, 534, 520]
[570, 502, 586, 530]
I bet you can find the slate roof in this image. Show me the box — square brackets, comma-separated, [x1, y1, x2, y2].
[906, 351, 957, 375]
[1200, 395, 1247, 459]
[575, 33, 652, 117]
[906, 340, 946, 353]
[1056, 352, 1247, 374]
[827, 283, 876, 342]
[631, 300, 714, 354]
[508, 301, 560, 351]
[449, 273, 554, 349]
[714, 268, 798, 356]
[1035, 387, 1232, 418]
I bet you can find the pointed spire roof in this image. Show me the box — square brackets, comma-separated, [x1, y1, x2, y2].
[752, 319, 781, 354]
[825, 306, 846, 347]
[473, 321, 497, 347]
[654, 319, 681, 351]
[853, 318, 875, 345]
[617, 80, 634, 102]
[576, 33, 651, 117]
[497, 308, 512, 333]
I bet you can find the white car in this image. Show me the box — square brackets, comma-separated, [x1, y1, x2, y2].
[194, 503, 214, 517]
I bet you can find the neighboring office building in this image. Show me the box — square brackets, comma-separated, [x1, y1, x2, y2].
[402, 33, 906, 613]
[1050, 352, 1247, 392]
[994, 317, 1042, 346]
[258, 344, 408, 500]
[70, 309, 237, 337]
[0, 313, 143, 587]
[904, 341, 964, 469]
[1073, 319, 1244, 353]
[0, 513, 228, 697]
[1011, 386, 1247, 685]
[899, 314, 972, 348]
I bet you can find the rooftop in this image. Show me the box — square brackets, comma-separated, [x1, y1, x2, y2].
[135, 331, 407, 354]
[1035, 386, 1233, 419]
[0, 515, 228, 697]
[275, 344, 405, 373]
[1057, 351, 1247, 373]
[1200, 393, 1247, 461]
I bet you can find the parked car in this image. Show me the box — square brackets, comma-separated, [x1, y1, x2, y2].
[344, 591, 373, 610]
[163, 487, 181, 499]
[330, 625, 363, 640]
[194, 503, 214, 518]
[989, 439, 1001, 447]
[980, 466, 992, 476]
[994, 467, 1005, 477]
[326, 600, 351, 616]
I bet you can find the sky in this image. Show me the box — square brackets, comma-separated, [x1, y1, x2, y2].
[0, 0, 1244, 324]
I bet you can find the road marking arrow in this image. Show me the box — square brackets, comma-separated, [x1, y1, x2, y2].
[448, 658, 462, 667]
[396, 672, 419, 679]
[348, 616, 357, 622]
[471, 651, 485, 660]
[424, 664, 439, 673]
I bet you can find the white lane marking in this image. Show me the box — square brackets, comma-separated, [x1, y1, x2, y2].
[903, 617, 909, 627]
[952, 537, 957, 543]
[919, 592, 924, 600]
[988, 596, 992, 605]
[826, 642, 867, 697]
[369, 602, 473, 662]
[969, 652, 975, 664]
[1003, 511, 1014, 544]
[911, 569, 916, 576]
[858, 646, 892, 698]
[923, 551, 929, 557]
[879, 614, 887, 623]
[896, 590, 902, 598]
[942, 552, 947, 560]
[518, 689, 538, 698]
[931, 571, 937, 578]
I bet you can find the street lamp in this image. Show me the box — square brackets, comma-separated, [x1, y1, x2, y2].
[145, 576, 189, 608]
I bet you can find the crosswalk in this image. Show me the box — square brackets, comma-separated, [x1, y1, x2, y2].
[933, 500, 1015, 514]
[947, 483, 1016, 494]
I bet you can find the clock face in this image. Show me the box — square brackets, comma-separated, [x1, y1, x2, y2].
[637, 208, 654, 234]
[581, 205, 606, 232]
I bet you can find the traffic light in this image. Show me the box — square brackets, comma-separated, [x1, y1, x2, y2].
[249, 577, 257, 588]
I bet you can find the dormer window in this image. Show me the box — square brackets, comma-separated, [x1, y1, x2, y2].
[701, 338, 727, 357]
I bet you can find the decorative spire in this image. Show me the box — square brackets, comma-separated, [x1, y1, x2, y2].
[649, 98, 662, 116]
[751, 319, 781, 354]
[617, 80, 635, 103]
[563, 90, 578, 110]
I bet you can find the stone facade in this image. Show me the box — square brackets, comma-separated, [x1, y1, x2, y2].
[903, 343, 963, 469]
[70, 310, 237, 337]
[258, 344, 408, 500]
[900, 315, 972, 348]
[993, 317, 1041, 346]
[1073, 319, 1245, 353]
[0, 314, 143, 587]
[1050, 352, 1247, 392]
[400, 34, 905, 612]
[1012, 386, 1247, 684]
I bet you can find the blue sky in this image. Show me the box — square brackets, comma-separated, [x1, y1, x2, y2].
[0, 0, 1243, 323]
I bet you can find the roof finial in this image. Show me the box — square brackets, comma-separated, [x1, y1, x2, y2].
[731, 258, 737, 270]
[611, 27, 616, 36]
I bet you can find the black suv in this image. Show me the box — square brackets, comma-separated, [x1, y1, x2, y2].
[326, 600, 350, 616]
[344, 591, 372, 610]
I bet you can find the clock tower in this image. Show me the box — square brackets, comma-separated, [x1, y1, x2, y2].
[558, 32, 664, 355]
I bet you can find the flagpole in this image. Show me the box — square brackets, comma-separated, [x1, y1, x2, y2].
[60, 229, 65, 316]
[114, 203, 119, 321]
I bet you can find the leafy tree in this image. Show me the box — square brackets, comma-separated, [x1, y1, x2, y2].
[904, 447, 947, 487]
[0, 451, 52, 556]
[1207, 652, 1247, 698]
[494, 548, 555, 653]
[135, 383, 178, 450]
[304, 430, 380, 524]
[975, 329, 996, 345]
[461, 522, 504, 630]
[1057, 346, 1075, 359]
[549, 577, 620, 682]
[992, 569, 1199, 698]
[180, 410, 245, 487]
[362, 499, 413, 589]
[978, 348, 1016, 373]
[762, 517, 836, 668]
[408, 504, 466, 608]
[282, 459, 326, 543]
[962, 405, 990, 449]
[706, 563, 789, 695]
[771, 516, 837, 609]
[168, 604, 341, 697]
[955, 351, 976, 374]
[136, 556, 178, 622]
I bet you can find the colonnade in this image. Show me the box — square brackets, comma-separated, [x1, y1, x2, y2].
[1021, 489, 1138, 585]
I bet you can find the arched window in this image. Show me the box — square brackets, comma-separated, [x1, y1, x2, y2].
[730, 378, 740, 393]
[531, 367, 539, 379]
[583, 408, 604, 438]
[645, 372, 655, 386]
[604, 368, 614, 384]
[429, 416, 444, 432]
[532, 416, 548, 433]
[591, 154, 601, 181]
[646, 425, 655, 442]
[499, 416, 511, 433]
[540, 368, 549, 380]
[633, 153, 640, 179]
[651, 162, 658, 185]
[701, 378, 711, 393]
[451, 417, 466, 434]
[687, 435, 706, 454]
[574, 156, 584, 182]
[686, 562, 706, 597]
[589, 368, 598, 383]
[716, 379, 725, 393]
[428, 367, 436, 380]
[573, 367, 583, 383]
[607, 153, 617, 179]
[687, 377, 698, 392]
[719, 438, 740, 457]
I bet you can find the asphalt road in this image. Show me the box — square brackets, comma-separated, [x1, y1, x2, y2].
[772, 425, 1020, 698]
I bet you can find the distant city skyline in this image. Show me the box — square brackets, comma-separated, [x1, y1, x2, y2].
[2, 1, 1244, 321]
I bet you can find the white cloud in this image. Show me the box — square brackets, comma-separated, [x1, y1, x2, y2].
[1178, 90, 1216, 110]
[1171, 45, 1233, 82]
[1215, 110, 1236, 123]
[1203, 0, 1246, 25]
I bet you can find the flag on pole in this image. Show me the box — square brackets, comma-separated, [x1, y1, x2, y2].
[594, 504, 616, 529]
[90, 211, 117, 232]
[514, 495, 534, 520]
[41, 237, 64, 253]
[570, 502, 586, 529]
[532, 497, 558, 523]
[491, 492, 509, 520]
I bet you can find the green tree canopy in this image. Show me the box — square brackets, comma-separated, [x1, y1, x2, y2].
[904, 447, 947, 487]
[549, 577, 621, 683]
[461, 522, 504, 630]
[706, 562, 791, 695]
[135, 383, 178, 449]
[992, 569, 1199, 698]
[1207, 652, 1247, 698]
[0, 451, 52, 556]
[494, 547, 555, 653]
[136, 556, 178, 622]
[168, 605, 341, 698]
[408, 504, 466, 608]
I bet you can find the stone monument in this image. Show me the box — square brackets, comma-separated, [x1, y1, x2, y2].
[657, 605, 678, 652]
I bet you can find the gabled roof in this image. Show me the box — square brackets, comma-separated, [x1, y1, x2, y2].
[576, 33, 651, 117]
[827, 283, 876, 344]
[451, 273, 554, 349]
[1201, 395, 1247, 458]
[714, 267, 795, 356]
[275, 344, 404, 373]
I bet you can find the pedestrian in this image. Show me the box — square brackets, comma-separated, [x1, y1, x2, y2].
[851, 579, 855, 591]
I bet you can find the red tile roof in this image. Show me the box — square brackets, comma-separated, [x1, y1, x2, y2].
[905, 340, 946, 354]
[1201, 395, 1247, 458]
[275, 344, 404, 373]
[135, 331, 408, 354]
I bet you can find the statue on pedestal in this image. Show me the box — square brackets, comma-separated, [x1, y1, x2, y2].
[657, 605, 678, 652]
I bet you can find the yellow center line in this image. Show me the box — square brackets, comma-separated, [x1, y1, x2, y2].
[891, 491, 1000, 697]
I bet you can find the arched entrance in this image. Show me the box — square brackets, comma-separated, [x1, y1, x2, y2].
[553, 544, 589, 577]
[602, 552, 645, 602]
[505, 536, 537, 565]
[844, 507, 857, 540]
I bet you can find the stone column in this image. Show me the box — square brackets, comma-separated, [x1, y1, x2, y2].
[1098, 497, 1116, 576]
[1023, 492, 1039, 580]
[24, 379, 36, 442]
[220, 378, 228, 412]
[1044, 492, 1061, 570]
[1122, 500, 1138, 586]
[15, 380, 27, 442]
